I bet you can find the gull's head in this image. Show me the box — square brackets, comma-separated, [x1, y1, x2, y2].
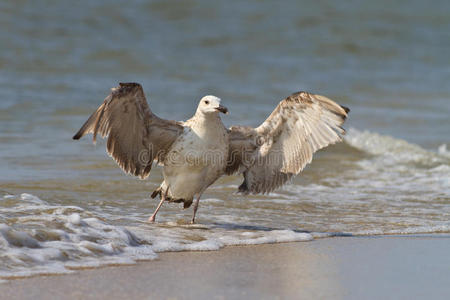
[197, 95, 228, 115]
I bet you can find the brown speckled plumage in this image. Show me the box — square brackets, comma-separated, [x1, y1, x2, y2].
[228, 92, 349, 194]
[73, 83, 349, 222]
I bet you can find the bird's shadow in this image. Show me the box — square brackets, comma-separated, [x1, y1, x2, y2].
[207, 222, 354, 237]
[149, 220, 354, 237]
[209, 222, 295, 232]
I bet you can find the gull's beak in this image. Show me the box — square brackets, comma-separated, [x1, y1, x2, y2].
[215, 105, 228, 114]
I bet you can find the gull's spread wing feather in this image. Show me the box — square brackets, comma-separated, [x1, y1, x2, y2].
[227, 91, 349, 194]
[73, 83, 183, 179]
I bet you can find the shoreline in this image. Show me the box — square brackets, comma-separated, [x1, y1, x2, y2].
[1, 235, 449, 299]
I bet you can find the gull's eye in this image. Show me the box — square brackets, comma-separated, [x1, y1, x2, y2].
[204, 100, 209, 105]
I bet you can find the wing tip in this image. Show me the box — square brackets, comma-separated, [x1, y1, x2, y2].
[341, 105, 350, 114]
[73, 129, 84, 140]
[117, 82, 142, 92]
[72, 131, 98, 143]
[108, 82, 144, 98]
[290, 91, 350, 119]
[118, 82, 141, 88]
[286, 91, 313, 104]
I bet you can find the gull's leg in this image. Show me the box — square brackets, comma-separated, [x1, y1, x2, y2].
[191, 193, 202, 224]
[148, 186, 169, 223]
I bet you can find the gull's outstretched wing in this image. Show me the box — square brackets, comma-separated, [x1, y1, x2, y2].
[73, 83, 183, 179]
[226, 91, 349, 194]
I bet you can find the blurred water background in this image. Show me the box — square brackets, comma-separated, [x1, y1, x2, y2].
[0, 0, 449, 278]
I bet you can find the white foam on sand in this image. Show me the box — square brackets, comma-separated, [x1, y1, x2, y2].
[0, 194, 158, 279]
[0, 193, 313, 280]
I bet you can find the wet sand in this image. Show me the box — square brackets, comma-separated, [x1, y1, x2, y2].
[1, 235, 449, 300]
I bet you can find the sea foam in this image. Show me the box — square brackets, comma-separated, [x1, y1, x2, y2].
[1, 129, 448, 280]
[0, 193, 312, 280]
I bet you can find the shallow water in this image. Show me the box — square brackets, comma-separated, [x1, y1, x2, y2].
[1, 0, 449, 279]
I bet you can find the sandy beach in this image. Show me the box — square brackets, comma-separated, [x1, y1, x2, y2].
[1, 1, 449, 299]
[1, 235, 449, 300]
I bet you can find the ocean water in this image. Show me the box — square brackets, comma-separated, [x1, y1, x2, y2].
[0, 0, 449, 279]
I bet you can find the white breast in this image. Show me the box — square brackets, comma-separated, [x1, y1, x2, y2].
[162, 122, 229, 199]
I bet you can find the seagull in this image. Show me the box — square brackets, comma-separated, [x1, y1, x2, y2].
[73, 83, 349, 223]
